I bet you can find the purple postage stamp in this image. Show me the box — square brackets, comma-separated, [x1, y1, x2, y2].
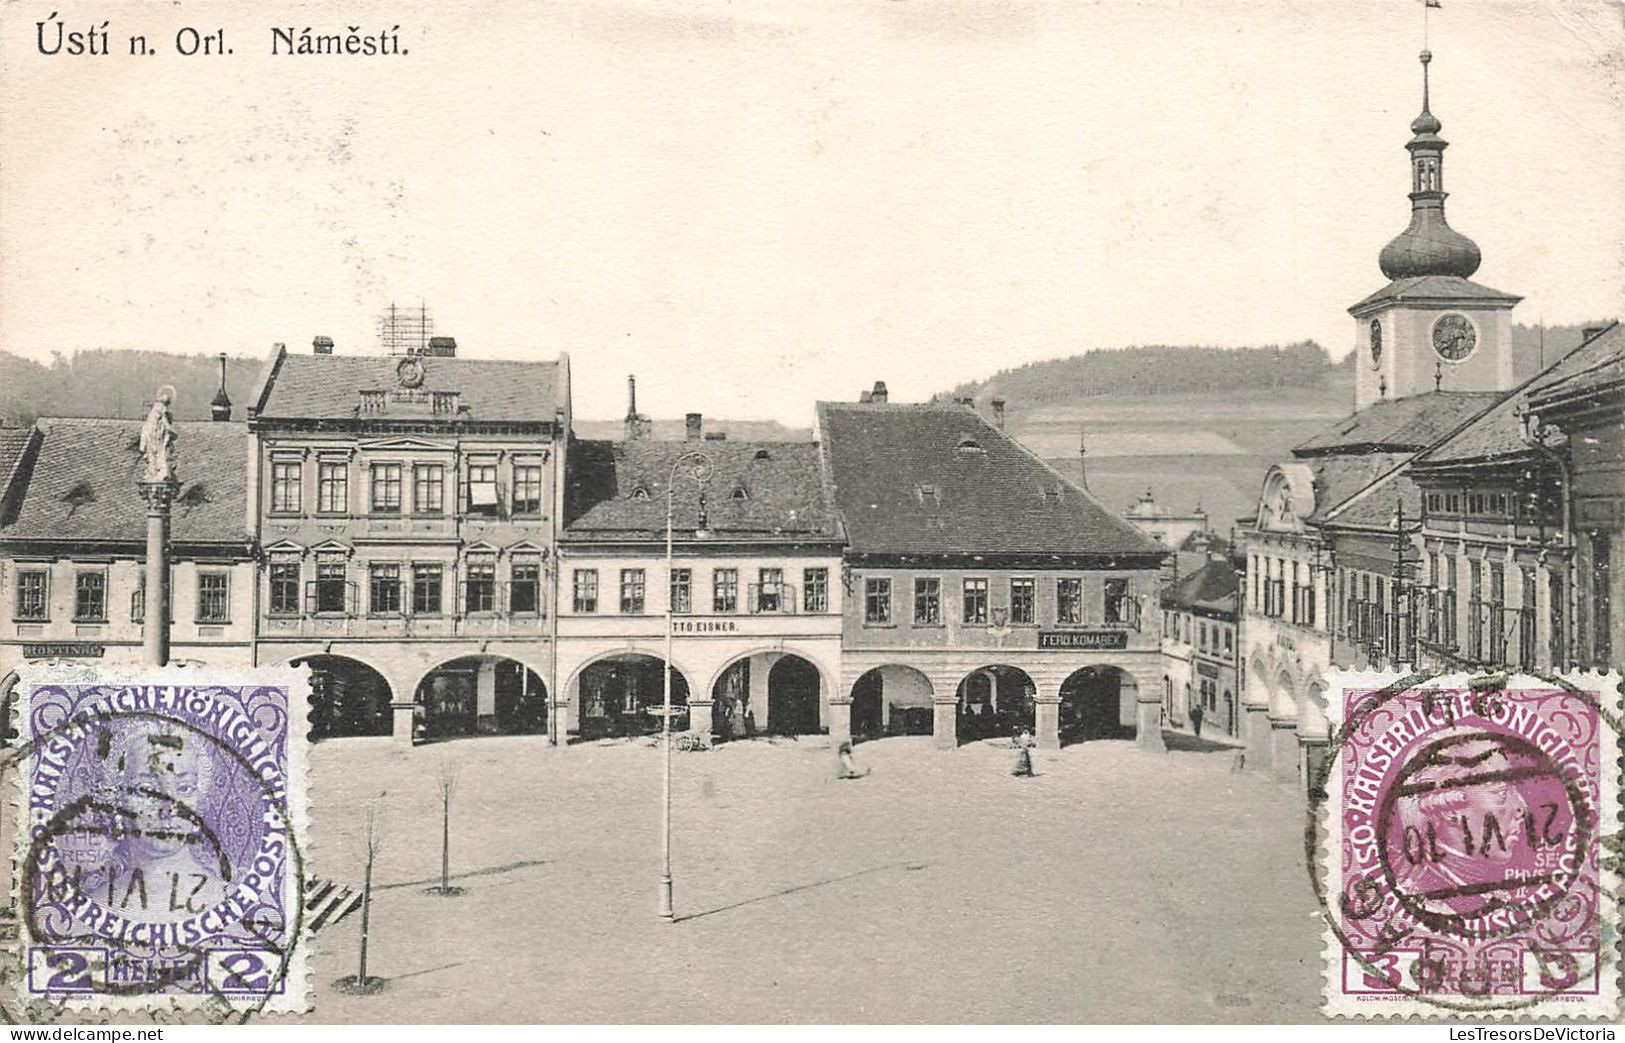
[11, 665, 309, 1014]
[1320, 670, 1621, 1019]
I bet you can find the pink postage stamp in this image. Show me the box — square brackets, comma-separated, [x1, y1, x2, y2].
[1319, 670, 1621, 1019]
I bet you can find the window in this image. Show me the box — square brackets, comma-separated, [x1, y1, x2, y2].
[269, 559, 299, 616]
[803, 568, 828, 613]
[512, 465, 543, 515]
[620, 568, 646, 614]
[314, 557, 348, 615]
[73, 571, 107, 622]
[1549, 569, 1565, 666]
[573, 569, 599, 613]
[1519, 566, 1537, 669]
[130, 567, 146, 622]
[670, 568, 692, 614]
[413, 464, 445, 515]
[1104, 577, 1131, 625]
[755, 567, 783, 613]
[1442, 558, 1458, 648]
[14, 569, 47, 621]
[1199, 622, 1208, 651]
[412, 564, 443, 616]
[370, 463, 403, 515]
[369, 563, 402, 615]
[466, 462, 500, 517]
[196, 571, 230, 623]
[1010, 577, 1035, 625]
[271, 461, 301, 514]
[962, 577, 988, 625]
[914, 577, 941, 625]
[511, 558, 541, 615]
[864, 577, 892, 624]
[1224, 628, 1233, 654]
[1592, 534, 1613, 667]
[1057, 578, 1083, 625]
[317, 460, 348, 514]
[713, 568, 739, 614]
[1468, 560, 1484, 660]
[465, 558, 497, 613]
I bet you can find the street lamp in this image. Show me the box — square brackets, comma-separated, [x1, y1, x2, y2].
[659, 449, 711, 921]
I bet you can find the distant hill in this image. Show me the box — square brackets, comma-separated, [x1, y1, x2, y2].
[573, 418, 813, 442]
[0, 349, 263, 426]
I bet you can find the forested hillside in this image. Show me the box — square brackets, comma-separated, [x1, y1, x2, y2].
[0, 350, 263, 425]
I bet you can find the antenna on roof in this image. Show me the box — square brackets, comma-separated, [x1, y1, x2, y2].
[378, 301, 434, 355]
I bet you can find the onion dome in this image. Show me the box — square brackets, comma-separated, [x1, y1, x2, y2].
[1377, 51, 1482, 280]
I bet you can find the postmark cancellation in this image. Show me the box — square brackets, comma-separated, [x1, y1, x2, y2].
[1319, 669, 1622, 1019]
[9, 664, 310, 1014]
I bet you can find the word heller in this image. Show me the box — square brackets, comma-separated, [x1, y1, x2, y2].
[35, 13, 408, 57]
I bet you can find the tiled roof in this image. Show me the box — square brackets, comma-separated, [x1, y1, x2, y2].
[817, 402, 1163, 560]
[1165, 557, 1239, 614]
[1294, 392, 1501, 456]
[1348, 275, 1521, 315]
[1305, 453, 1413, 523]
[1418, 323, 1623, 466]
[1322, 462, 1423, 530]
[562, 440, 840, 542]
[253, 349, 562, 423]
[1, 419, 249, 547]
[1527, 322, 1624, 413]
[0, 427, 35, 500]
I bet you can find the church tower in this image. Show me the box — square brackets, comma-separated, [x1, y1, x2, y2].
[1347, 49, 1521, 412]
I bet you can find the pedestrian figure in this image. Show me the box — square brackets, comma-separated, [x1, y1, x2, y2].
[1190, 702, 1205, 738]
[836, 741, 870, 780]
[1012, 727, 1036, 777]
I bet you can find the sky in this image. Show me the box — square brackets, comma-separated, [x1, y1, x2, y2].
[1, 0, 1621, 422]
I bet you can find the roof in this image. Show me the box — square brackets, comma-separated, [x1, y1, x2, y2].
[1293, 392, 1501, 456]
[0, 419, 249, 547]
[1164, 557, 1239, 615]
[1303, 453, 1414, 523]
[1348, 275, 1521, 315]
[817, 402, 1163, 561]
[1527, 322, 1625, 415]
[1417, 323, 1624, 467]
[1321, 461, 1423, 531]
[252, 347, 563, 424]
[562, 440, 840, 543]
[0, 427, 35, 499]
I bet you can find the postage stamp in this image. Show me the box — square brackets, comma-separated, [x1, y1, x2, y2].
[1318, 669, 1621, 1019]
[10, 664, 310, 1014]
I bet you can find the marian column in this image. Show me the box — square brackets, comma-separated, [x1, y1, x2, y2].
[137, 386, 179, 666]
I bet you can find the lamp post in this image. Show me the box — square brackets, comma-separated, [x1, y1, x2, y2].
[659, 449, 711, 921]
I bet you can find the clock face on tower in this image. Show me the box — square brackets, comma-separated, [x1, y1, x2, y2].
[1369, 320, 1383, 368]
[1432, 313, 1477, 362]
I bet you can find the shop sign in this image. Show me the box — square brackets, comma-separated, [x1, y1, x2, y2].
[22, 643, 105, 659]
[1037, 629, 1128, 651]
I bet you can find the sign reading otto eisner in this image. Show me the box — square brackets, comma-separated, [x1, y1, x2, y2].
[13, 665, 310, 1013]
[1037, 629, 1128, 651]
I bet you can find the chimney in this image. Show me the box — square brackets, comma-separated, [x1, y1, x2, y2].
[859, 390, 873, 403]
[685, 412, 703, 441]
[1078, 429, 1089, 490]
[426, 336, 457, 357]
[210, 353, 233, 422]
[871, 381, 889, 404]
[627, 375, 639, 419]
[991, 397, 1006, 429]
[312, 335, 334, 355]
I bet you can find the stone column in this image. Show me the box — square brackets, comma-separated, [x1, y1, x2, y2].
[1244, 704, 1271, 771]
[1135, 696, 1165, 753]
[551, 697, 571, 749]
[687, 699, 714, 741]
[827, 697, 852, 745]
[391, 700, 416, 746]
[1035, 697, 1060, 750]
[1269, 715, 1299, 783]
[932, 699, 958, 749]
[138, 481, 178, 666]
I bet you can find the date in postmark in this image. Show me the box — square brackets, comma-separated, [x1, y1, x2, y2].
[11, 665, 310, 1014]
[1318, 670, 1621, 1019]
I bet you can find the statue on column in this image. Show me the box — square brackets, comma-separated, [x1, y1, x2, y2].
[139, 386, 178, 485]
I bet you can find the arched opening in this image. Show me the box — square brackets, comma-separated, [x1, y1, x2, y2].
[848, 665, 933, 742]
[955, 665, 1036, 744]
[574, 653, 690, 741]
[293, 655, 394, 740]
[414, 655, 548, 741]
[1059, 666, 1139, 745]
[709, 653, 827, 741]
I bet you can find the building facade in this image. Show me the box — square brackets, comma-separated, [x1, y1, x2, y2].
[245, 337, 571, 743]
[556, 430, 844, 743]
[819, 391, 1167, 751]
[1160, 556, 1240, 738]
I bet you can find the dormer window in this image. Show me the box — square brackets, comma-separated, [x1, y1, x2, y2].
[730, 484, 750, 500]
[956, 435, 984, 453]
[753, 449, 771, 461]
[916, 484, 940, 508]
[629, 486, 651, 501]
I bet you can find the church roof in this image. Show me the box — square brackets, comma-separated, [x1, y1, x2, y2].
[1416, 323, 1623, 467]
[1293, 391, 1501, 457]
[251, 346, 564, 424]
[561, 440, 840, 544]
[1348, 275, 1521, 315]
[0, 419, 250, 548]
[817, 401, 1163, 564]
